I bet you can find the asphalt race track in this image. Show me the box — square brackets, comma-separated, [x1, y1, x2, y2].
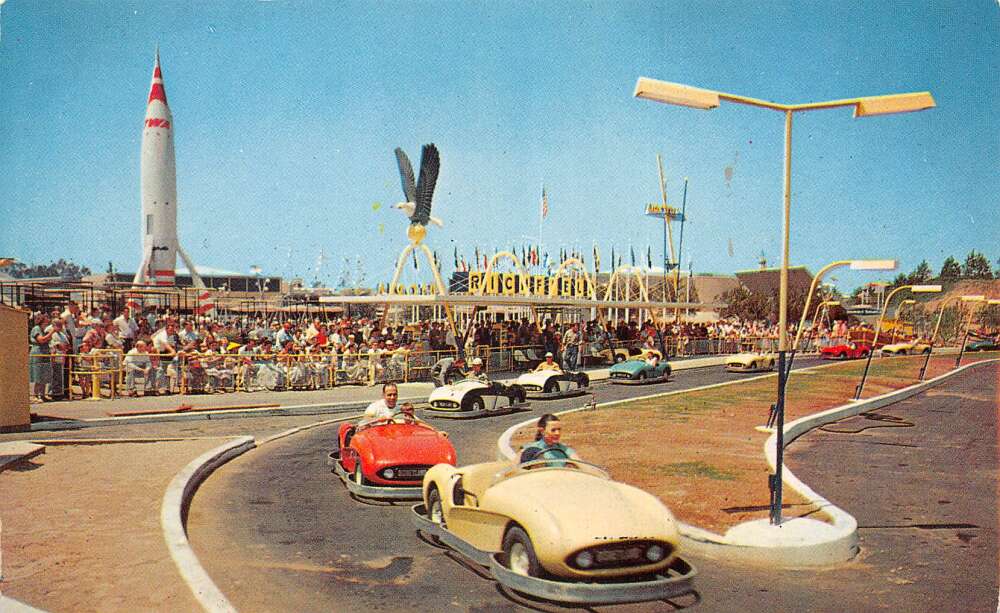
[185, 359, 998, 612]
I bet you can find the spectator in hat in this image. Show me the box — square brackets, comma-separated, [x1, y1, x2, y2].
[534, 351, 562, 372]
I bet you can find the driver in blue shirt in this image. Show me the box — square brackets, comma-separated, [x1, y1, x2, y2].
[519, 414, 579, 465]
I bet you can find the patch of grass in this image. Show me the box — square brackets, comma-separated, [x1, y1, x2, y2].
[657, 461, 737, 481]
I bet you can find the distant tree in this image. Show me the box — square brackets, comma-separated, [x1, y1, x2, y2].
[887, 272, 908, 290]
[907, 260, 933, 284]
[720, 286, 771, 321]
[5, 258, 92, 280]
[939, 256, 962, 280]
[963, 250, 994, 279]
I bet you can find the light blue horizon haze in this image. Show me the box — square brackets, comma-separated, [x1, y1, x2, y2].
[1, 1, 997, 294]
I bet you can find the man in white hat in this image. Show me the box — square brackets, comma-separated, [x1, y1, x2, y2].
[467, 356, 489, 382]
[533, 351, 562, 372]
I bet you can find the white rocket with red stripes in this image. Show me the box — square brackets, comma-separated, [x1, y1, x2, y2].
[133, 49, 180, 287]
[132, 50, 215, 315]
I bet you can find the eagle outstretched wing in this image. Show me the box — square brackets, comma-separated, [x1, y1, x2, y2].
[394, 147, 417, 207]
[413, 143, 440, 226]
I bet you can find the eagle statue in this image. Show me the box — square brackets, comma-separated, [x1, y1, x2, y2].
[393, 143, 442, 245]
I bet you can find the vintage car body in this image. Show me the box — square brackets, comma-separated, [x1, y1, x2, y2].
[609, 357, 672, 384]
[426, 378, 528, 418]
[881, 340, 931, 356]
[329, 419, 456, 500]
[820, 343, 871, 360]
[585, 346, 662, 366]
[725, 352, 776, 372]
[966, 338, 998, 352]
[514, 369, 590, 399]
[413, 459, 695, 604]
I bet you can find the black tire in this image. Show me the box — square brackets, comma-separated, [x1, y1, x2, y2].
[502, 526, 541, 577]
[467, 394, 485, 413]
[511, 384, 527, 404]
[749, 361, 757, 370]
[663, 365, 672, 378]
[543, 378, 558, 393]
[636, 370, 648, 381]
[837, 352, 845, 359]
[427, 487, 446, 527]
[614, 353, 625, 363]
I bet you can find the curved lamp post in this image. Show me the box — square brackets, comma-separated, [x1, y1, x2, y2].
[854, 284, 941, 399]
[919, 294, 986, 380]
[635, 79, 932, 525]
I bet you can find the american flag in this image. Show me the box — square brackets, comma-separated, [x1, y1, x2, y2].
[541, 187, 549, 219]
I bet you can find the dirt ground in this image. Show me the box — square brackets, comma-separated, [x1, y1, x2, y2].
[511, 354, 996, 534]
[0, 439, 230, 612]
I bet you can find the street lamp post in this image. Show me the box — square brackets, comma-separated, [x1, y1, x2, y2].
[955, 297, 996, 368]
[919, 295, 986, 381]
[635, 78, 933, 524]
[854, 284, 941, 399]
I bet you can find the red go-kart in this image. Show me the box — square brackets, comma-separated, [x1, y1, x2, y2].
[329, 416, 456, 500]
[820, 342, 871, 360]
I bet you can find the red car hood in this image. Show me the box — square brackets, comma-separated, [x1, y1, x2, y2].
[352, 423, 455, 464]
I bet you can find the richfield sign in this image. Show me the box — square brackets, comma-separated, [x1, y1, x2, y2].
[466, 272, 594, 297]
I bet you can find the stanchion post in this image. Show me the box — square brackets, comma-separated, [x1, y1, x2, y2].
[770, 350, 787, 525]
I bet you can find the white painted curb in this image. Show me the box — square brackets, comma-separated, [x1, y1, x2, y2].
[496, 358, 998, 567]
[161, 436, 254, 613]
[160, 414, 362, 612]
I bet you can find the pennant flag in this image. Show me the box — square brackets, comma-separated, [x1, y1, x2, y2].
[630, 246, 636, 266]
[413, 250, 419, 270]
[611, 246, 616, 271]
[541, 186, 549, 219]
[474, 246, 480, 270]
[454, 247, 459, 268]
[647, 246, 652, 269]
[593, 244, 601, 273]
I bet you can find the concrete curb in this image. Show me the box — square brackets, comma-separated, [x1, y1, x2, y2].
[161, 436, 255, 613]
[160, 414, 361, 612]
[0, 596, 48, 612]
[720, 357, 1000, 567]
[496, 358, 998, 568]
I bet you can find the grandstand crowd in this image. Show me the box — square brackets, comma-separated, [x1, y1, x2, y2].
[27, 301, 871, 402]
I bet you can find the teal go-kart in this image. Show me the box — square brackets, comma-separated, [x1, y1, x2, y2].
[608, 357, 672, 385]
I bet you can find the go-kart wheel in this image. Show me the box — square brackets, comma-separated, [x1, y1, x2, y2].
[511, 384, 526, 404]
[615, 353, 626, 363]
[636, 370, 648, 381]
[502, 526, 541, 578]
[427, 487, 446, 527]
[543, 378, 558, 393]
[837, 352, 845, 359]
[353, 464, 366, 485]
[469, 395, 485, 413]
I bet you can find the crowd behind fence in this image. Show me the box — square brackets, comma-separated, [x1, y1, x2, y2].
[29, 331, 930, 401]
[27, 297, 968, 402]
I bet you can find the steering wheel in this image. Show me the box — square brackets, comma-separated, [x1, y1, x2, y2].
[519, 447, 576, 469]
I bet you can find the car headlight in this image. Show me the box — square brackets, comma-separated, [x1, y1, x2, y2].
[646, 544, 665, 562]
[575, 551, 594, 569]
[383, 468, 395, 479]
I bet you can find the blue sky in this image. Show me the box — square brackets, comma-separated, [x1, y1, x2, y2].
[1, 1, 997, 293]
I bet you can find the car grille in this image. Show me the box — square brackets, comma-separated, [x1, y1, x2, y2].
[379, 465, 431, 481]
[566, 540, 673, 570]
[521, 384, 541, 391]
[431, 400, 459, 408]
[611, 372, 630, 378]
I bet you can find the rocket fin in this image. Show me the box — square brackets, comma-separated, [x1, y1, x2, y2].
[176, 245, 204, 288]
[133, 249, 153, 286]
[178, 245, 216, 317]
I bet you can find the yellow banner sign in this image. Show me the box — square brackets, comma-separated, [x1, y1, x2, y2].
[467, 272, 593, 297]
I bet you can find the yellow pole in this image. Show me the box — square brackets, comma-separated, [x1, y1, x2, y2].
[791, 260, 850, 352]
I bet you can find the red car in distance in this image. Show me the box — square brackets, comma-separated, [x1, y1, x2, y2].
[820, 342, 871, 360]
[330, 417, 457, 500]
